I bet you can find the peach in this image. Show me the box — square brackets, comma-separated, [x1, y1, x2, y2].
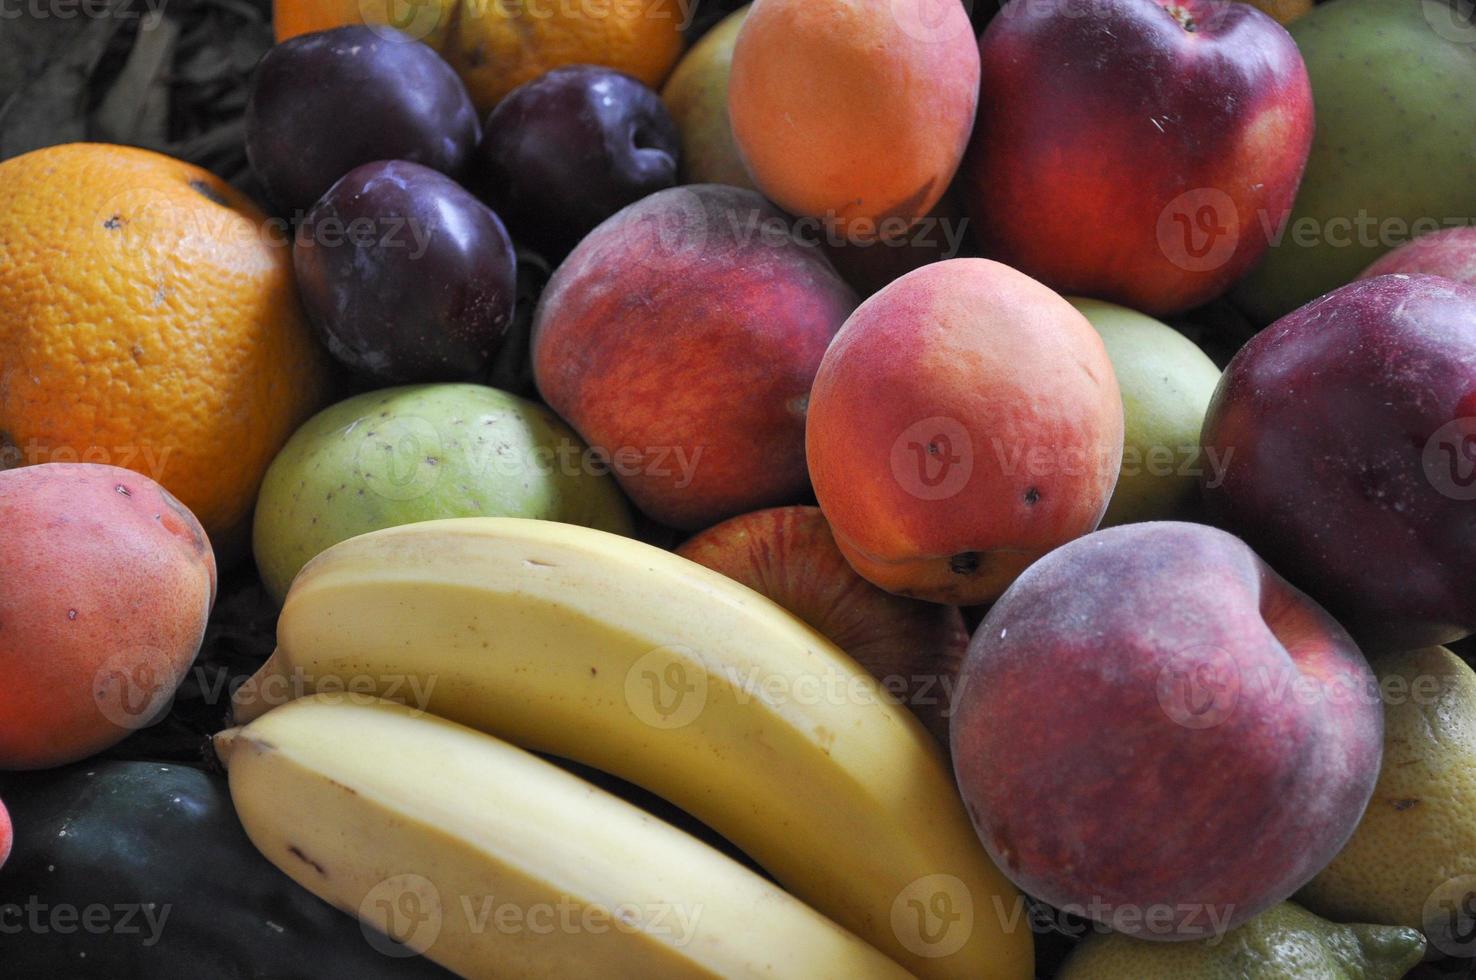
[0, 464, 216, 769]
[533, 184, 858, 530]
[677, 506, 968, 744]
[727, 0, 979, 242]
[806, 258, 1124, 605]
[951, 522, 1383, 939]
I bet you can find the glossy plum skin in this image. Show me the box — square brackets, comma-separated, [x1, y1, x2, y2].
[951, 522, 1382, 940]
[962, 0, 1312, 315]
[293, 161, 517, 385]
[1201, 273, 1476, 650]
[246, 26, 480, 216]
[472, 65, 679, 258]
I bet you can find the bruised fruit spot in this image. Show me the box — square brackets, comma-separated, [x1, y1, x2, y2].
[115, 484, 132, 497]
[1024, 487, 1041, 505]
[949, 552, 981, 575]
[187, 179, 227, 207]
[287, 845, 328, 876]
[67, 609, 77, 621]
[1391, 797, 1421, 811]
[104, 215, 123, 230]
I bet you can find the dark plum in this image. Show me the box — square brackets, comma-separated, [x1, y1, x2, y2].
[246, 26, 479, 216]
[472, 65, 679, 257]
[293, 160, 516, 384]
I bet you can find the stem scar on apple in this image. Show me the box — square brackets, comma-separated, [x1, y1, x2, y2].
[1162, 2, 1197, 31]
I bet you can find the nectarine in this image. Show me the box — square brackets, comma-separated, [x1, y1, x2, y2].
[533, 185, 858, 530]
[952, 522, 1383, 939]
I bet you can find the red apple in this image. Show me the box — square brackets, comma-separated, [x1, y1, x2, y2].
[951, 521, 1383, 939]
[1359, 227, 1476, 286]
[806, 258, 1123, 606]
[533, 185, 859, 530]
[677, 506, 969, 744]
[962, 0, 1313, 316]
[1201, 273, 1476, 650]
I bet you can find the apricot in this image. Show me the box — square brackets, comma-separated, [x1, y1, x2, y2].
[806, 258, 1123, 605]
[0, 464, 216, 769]
[727, 0, 978, 241]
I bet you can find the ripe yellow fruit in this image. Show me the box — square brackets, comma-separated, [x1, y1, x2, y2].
[1299, 646, 1476, 957]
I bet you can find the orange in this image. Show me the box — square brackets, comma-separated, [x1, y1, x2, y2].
[274, 0, 687, 112]
[0, 143, 329, 546]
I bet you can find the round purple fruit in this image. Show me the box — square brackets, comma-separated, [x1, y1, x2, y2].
[246, 26, 480, 216]
[293, 160, 517, 384]
[472, 65, 680, 257]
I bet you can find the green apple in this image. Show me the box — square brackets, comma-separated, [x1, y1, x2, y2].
[1232, 0, 1476, 323]
[252, 384, 633, 602]
[660, 6, 753, 189]
[1070, 298, 1222, 527]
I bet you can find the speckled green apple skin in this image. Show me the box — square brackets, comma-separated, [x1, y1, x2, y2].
[1233, 0, 1476, 323]
[252, 384, 633, 602]
[1070, 299, 1222, 527]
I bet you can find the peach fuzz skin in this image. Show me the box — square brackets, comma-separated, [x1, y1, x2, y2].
[805, 258, 1124, 606]
[0, 463, 216, 769]
[532, 185, 859, 531]
[951, 522, 1383, 939]
[727, 0, 979, 242]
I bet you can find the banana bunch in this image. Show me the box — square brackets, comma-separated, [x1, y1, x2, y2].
[230, 517, 1034, 979]
[216, 696, 909, 978]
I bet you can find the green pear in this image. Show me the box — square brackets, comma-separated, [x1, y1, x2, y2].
[1058, 901, 1425, 980]
[1070, 298, 1222, 527]
[1233, 0, 1476, 323]
[661, 7, 754, 189]
[252, 384, 633, 603]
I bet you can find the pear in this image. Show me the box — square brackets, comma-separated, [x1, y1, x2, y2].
[252, 384, 632, 603]
[1058, 901, 1425, 979]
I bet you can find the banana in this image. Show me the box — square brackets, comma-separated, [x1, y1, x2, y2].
[234, 518, 1033, 980]
[216, 695, 910, 979]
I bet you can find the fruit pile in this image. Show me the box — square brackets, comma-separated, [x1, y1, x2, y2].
[1, 0, 1474, 977]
